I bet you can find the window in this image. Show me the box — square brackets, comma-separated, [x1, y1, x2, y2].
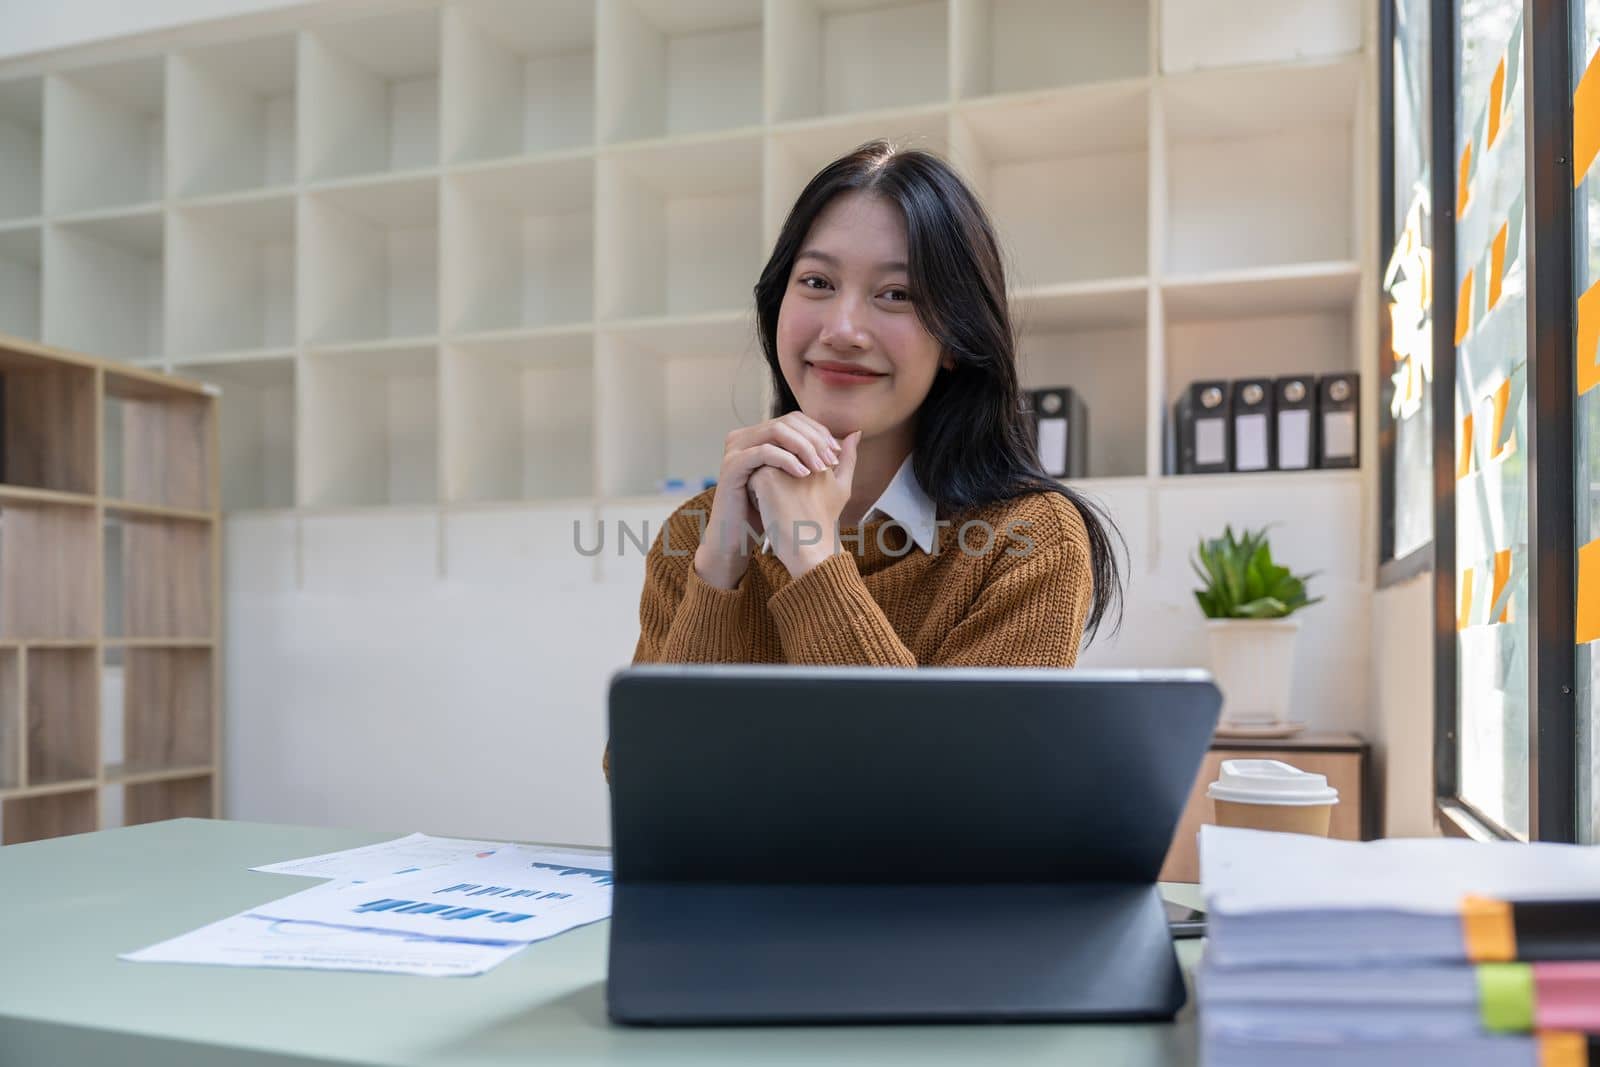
[1381, 0, 1435, 574]
[1574, 0, 1600, 843]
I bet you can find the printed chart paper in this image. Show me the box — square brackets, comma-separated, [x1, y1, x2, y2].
[121, 914, 528, 977]
[250, 832, 512, 883]
[248, 851, 613, 944]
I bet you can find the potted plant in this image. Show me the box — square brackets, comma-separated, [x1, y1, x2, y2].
[1191, 526, 1321, 732]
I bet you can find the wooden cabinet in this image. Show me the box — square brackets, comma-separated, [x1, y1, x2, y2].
[1160, 733, 1371, 883]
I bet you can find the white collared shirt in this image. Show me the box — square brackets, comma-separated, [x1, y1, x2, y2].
[758, 452, 938, 556]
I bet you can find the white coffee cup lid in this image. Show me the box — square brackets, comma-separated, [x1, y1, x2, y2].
[1206, 759, 1339, 807]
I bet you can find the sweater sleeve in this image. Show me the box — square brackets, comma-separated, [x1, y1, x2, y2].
[766, 550, 919, 666]
[630, 495, 754, 665]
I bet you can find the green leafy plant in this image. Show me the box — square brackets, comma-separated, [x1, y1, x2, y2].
[1191, 526, 1322, 620]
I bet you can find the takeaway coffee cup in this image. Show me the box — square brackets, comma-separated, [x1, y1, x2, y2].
[1206, 759, 1339, 836]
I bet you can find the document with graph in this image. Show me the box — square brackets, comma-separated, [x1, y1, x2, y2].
[122, 845, 614, 976]
[120, 913, 531, 977]
[249, 832, 515, 884]
[246, 850, 614, 944]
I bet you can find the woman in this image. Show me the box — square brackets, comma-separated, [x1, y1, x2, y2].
[605, 140, 1123, 781]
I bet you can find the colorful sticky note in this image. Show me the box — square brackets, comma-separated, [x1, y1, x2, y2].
[1459, 142, 1473, 216]
[1477, 962, 1535, 1032]
[1491, 548, 1513, 624]
[1463, 894, 1517, 962]
[1538, 1031, 1590, 1067]
[1576, 539, 1600, 644]
[1575, 47, 1600, 188]
[1458, 413, 1475, 479]
[1487, 58, 1507, 150]
[1577, 280, 1600, 396]
[1490, 376, 1516, 460]
[1488, 222, 1509, 311]
[1459, 566, 1476, 631]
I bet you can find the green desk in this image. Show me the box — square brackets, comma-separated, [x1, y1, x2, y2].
[0, 819, 1202, 1066]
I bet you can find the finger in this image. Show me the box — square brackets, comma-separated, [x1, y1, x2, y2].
[741, 443, 811, 480]
[833, 430, 863, 488]
[766, 420, 833, 473]
[785, 411, 844, 459]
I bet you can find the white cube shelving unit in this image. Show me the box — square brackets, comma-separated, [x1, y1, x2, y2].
[169, 194, 296, 358]
[444, 328, 595, 503]
[0, 0, 1371, 515]
[169, 35, 297, 199]
[301, 176, 439, 346]
[597, 314, 769, 498]
[443, 155, 594, 334]
[769, 0, 949, 122]
[301, 343, 439, 509]
[443, 0, 596, 163]
[598, 0, 764, 143]
[299, 9, 441, 183]
[953, 0, 1148, 98]
[0, 77, 43, 221]
[0, 227, 42, 341]
[951, 79, 1149, 289]
[597, 134, 763, 321]
[44, 58, 165, 215]
[45, 211, 165, 363]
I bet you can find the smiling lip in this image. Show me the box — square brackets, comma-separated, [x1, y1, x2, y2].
[809, 360, 887, 385]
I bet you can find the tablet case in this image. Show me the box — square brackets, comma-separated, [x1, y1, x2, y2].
[606, 666, 1221, 1025]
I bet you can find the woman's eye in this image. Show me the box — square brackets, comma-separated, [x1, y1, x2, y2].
[799, 275, 830, 290]
[882, 289, 911, 303]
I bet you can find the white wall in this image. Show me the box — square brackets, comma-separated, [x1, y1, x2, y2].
[224, 506, 632, 845]
[1371, 572, 1436, 836]
[0, 0, 314, 62]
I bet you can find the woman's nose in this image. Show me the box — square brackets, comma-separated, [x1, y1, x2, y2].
[819, 295, 870, 350]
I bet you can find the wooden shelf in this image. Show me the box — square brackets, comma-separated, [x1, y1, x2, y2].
[104, 764, 213, 787]
[0, 335, 222, 842]
[0, 485, 96, 509]
[2, 787, 96, 844]
[104, 500, 216, 524]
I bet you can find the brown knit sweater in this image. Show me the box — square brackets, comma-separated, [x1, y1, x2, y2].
[603, 486, 1094, 780]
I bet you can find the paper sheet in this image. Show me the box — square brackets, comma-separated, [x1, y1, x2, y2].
[124, 838, 615, 976]
[250, 832, 513, 883]
[121, 914, 528, 977]
[1200, 825, 1600, 915]
[249, 850, 613, 944]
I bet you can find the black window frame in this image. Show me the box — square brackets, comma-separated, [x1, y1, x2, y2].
[1412, 0, 1581, 843]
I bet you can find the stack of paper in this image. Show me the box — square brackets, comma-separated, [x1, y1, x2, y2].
[122, 834, 613, 977]
[1198, 826, 1600, 1066]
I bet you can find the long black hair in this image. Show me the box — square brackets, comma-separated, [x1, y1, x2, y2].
[753, 139, 1124, 642]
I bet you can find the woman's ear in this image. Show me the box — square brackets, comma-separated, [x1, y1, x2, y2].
[941, 354, 956, 372]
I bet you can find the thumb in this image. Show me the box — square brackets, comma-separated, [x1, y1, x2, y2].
[833, 430, 862, 488]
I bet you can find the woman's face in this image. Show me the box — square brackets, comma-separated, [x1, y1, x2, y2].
[776, 191, 952, 442]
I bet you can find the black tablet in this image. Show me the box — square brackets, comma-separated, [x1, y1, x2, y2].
[606, 665, 1220, 1025]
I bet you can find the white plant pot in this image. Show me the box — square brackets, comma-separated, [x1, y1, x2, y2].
[1205, 618, 1302, 727]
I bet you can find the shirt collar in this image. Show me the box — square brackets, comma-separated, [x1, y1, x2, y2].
[862, 452, 938, 554]
[757, 452, 938, 556]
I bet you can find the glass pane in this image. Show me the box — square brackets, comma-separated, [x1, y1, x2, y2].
[1574, 3, 1600, 844]
[1387, 0, 1433, 559]
[1454, 2, 1529, 838]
